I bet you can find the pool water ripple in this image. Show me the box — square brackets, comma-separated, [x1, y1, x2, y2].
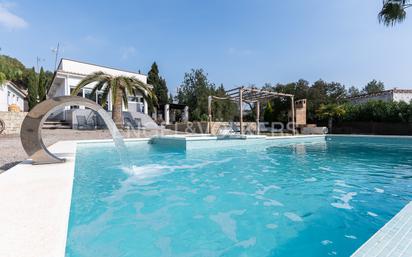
[66, 138, 412, 257]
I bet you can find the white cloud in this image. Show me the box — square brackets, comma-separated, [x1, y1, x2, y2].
[0, 2, 28, 30]
[121, 46, 136, 60]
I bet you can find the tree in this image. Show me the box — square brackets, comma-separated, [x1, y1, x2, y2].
[0, 55, 25, 85]
[263, 101, 275, 124]
[362, 80, 385, 94]
[348, 86, 360, 97]
[37, 67, 48, 102]
[261, 79, 348, 123]
[72, 72, 157, 128]
[147, 62, 169, 106]
[27, 67, 38, 110]
[176, 69, 215, 121]
[316, 104, 346, 133]
[212, 84, 237, 121]
[0, 72, 6, 85]
[340, 100, 412, 123]
[379, 0, 410, 26]
[305, 80, 346, 122]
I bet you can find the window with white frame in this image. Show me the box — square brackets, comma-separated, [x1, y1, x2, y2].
[68, 86, 110, 111]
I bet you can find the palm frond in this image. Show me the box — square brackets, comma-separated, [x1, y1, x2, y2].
[100, 84, 111, 108]
[90, 79, 108, 98]
[73, 72, 158, 115]
[71, 71, 111, 96]
[124, 76, 158, 109]
[121, 87, 128, 107]
[379, 0, 409, 26]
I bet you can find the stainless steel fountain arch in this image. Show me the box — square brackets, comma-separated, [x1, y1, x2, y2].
[20, 96, 124, 165]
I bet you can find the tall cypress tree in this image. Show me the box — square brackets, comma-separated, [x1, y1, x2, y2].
[27, 67, 38, 110]
[38, 67, 48, 102]
[147, 62, 169, 105]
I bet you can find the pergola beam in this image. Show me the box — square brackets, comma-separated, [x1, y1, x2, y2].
[208, 86, 296, 135]
[223, 88, 293, 102]
[256, 101, 260, 135]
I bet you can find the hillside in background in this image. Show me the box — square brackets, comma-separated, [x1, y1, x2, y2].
[0, 55, 53, 89]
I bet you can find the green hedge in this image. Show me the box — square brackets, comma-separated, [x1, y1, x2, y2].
[341, 100, 412, 123]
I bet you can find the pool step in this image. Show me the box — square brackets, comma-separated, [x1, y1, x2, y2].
[42, 121, 72, 129]
[351, 201, 412, 257]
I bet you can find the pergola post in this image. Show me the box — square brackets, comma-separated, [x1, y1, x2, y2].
[291, 96, 295, 135]
[239, 88, 243, 135]
[164, 104, 170, 125]
[208, 96, 212, 134]
[183, 106, 189, 122]
[256, 101, 260, 135]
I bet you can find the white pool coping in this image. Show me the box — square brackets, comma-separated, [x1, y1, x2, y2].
[351, 201, 412, 257]
[155, 134, 324, 141]
[0, 134, 410, 257]
[0, 140, 78, 257]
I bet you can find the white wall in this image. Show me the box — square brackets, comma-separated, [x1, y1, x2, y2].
[0, 84, 7, 111]
[349, 91, 393, 104]
[393, 92, 412, 103]
[0, 83, 25, 112]
[53, 82, 66, 97]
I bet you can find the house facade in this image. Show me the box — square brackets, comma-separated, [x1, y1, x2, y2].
[47, 59, 150, 121]
[0, 81, 27, 112]
[348, 89, 412, 104]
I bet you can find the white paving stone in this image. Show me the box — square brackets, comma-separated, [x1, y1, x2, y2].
[0, 141, 77, 257]
[351, 202, 412, 257]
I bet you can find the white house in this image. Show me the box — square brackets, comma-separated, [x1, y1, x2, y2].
[0, 81, 27, 112]
[47, 59, 151, 121]
[347, 88, 412, 104]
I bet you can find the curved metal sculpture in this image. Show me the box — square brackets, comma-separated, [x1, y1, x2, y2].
[21, 96, 124, 165]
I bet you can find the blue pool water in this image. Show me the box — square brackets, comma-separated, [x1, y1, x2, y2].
[66, 136, 412, 257]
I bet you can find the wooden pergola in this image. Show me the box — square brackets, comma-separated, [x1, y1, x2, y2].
[208, 86, 295, 135]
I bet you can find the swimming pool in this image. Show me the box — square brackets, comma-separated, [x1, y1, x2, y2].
[65, 136, 412, 257]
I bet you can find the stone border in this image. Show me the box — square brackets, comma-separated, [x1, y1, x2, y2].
[0, 111, 27, 135]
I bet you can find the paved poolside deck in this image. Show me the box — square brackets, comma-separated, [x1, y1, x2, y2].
[351, 201, 412, 257]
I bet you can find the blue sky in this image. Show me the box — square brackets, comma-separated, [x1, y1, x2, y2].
[1, 0, 412, 93]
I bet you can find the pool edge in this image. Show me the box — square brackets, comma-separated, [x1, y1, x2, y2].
[351, 201, 412, 257]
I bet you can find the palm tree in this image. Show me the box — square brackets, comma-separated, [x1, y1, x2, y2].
[71, 72, 157, 128]
[316, 104, 346, 134]
[379, 0, 411, 26]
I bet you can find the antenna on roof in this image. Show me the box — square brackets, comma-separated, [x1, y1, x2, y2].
[51, 43, 60, 71]
[36, 57, 45, 72]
